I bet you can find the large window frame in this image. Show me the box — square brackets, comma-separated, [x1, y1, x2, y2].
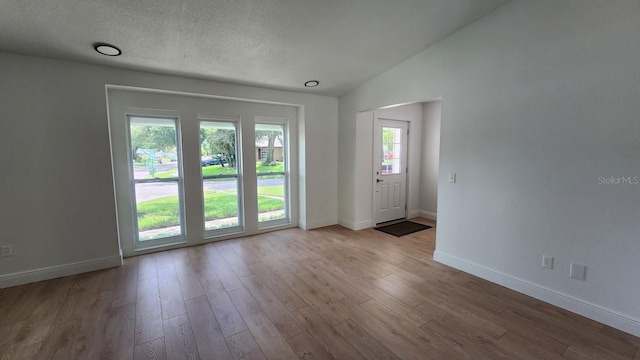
[107, 87, 298, 256]
[255, 118, 290, 228]
[126, 114, 186, 249]
[200, 116, 244, 237]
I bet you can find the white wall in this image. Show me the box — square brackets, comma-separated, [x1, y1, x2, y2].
[339, 0, 640, 336]
[0, 52, 338, 287]
[420, 101, 441, 219]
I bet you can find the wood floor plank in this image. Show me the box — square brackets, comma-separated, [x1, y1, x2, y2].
[134, 338, 167, 360]
[231, 238, 267, 265]
[185, 295, 234, 360]
[291, 305, 366, 360]
[359, 299, 462, 360]
[157, 265, 187, 320]
[216, 242, 255, 277]
[562, 345, 615, 360]
[199, 272, 248, 338]
[433, 311, 524, 360]
[303, 258, 372, 304]
[286, 331, 335, 360]
[54, 276, 95, 324]
[240, 274, 304, 339]
[101, 302, 136, 360]
[186, 246, 216, 277]
[35, 319, 82, 360]
[0, 321, 26, 359]
[225, 330, 267, 360]
[68, 290, 114, 359]
[249, 262, 307, 312]
[600, 325, 640, 350]
[3, 220, 639, 360]
[172, 249, 206, 300]
[288, 261, 347, 302]
[334, 320, 401, 360]
[203, 244, 245, 292]
[164, 313, 199, 360]
[498, 330, 564, 360]
[11, 277, 72, 349]
[419, 319, 497, 360]
[275, 268, 349, 326]
[111, 256, 139, 309]
[331, 298, 426, 360]
[228, 287, 299, 360]
[504, 306, 635, 359]
[336, 267, 434, 327]
[135, 277, 164, 345]
[138, 254, 158, 281]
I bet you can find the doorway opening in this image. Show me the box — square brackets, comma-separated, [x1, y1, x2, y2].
[373, 118, 409, 224]
[367, 100, 442, 228]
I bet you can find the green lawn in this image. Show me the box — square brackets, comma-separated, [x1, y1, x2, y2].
[256, 162, 284, 173]
[201, 165, 236, 176]
[142, 161, 284, 179]
[137, 189, 284, 231]
[257, 185, 284, 197]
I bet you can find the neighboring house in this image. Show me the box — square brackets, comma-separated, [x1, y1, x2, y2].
[255, 137, 283, 162]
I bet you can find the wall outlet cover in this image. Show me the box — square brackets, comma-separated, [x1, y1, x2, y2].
[1, 245, 12, 257]
[542, 255, 553, 269]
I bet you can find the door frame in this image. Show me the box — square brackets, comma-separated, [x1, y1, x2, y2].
[372, 117, 410, 225]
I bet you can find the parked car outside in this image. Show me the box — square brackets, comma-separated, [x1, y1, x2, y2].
[201, 157, 228, 167]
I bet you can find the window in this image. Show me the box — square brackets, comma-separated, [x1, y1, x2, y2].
[381, 126, 402, 175]
[200, 119, 242, 232]
[128, 116, 184, 242]
[255, 121, 287, 225]
[108, 88, 298, 254]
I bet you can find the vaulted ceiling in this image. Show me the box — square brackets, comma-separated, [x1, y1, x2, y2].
[0, 0, 508, 96]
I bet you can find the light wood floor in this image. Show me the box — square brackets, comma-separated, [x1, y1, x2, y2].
[1, 219, 639, 359]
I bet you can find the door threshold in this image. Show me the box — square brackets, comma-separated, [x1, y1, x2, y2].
[374, 218, 407, 228]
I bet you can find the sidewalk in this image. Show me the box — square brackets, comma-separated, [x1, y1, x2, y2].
[139, 210, 285, 240]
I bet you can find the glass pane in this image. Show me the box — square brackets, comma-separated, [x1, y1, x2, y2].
[257, 174, 285, 222]
[200, 121, 238, 174]
[382, 126, 402, 175]
[135, 182, 182, 241]
[129, 117, 179, 180]
[203, 178, 240, 230]
[255, 123, 284, 173]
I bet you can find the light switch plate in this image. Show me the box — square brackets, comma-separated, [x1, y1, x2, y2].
[570, 262, 586, 281]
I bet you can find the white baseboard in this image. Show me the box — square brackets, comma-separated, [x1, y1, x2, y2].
[409, 210, 437, 220]
[299, 217, 338, 230]
[338, 219, 373, 231]
[0, 254, 123, 289]
[434, 250, 640, 337]
[416, 210, 437, 220]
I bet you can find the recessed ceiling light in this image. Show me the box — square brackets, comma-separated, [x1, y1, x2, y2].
[304, 80, 319, 87]
[94, 43, 122, 56]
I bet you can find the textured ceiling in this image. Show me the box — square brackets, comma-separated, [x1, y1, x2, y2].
[0, 0, 507, 96]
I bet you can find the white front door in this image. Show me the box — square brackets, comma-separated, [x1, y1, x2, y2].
[373, 118, 408, 224]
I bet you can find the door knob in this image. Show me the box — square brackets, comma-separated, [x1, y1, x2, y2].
[377, 179, 383, 183]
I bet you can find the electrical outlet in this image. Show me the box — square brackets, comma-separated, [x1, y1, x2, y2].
[570, 262, 586, 281]
[1, 245, 12, 257]
[542, 255, 553, 269]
